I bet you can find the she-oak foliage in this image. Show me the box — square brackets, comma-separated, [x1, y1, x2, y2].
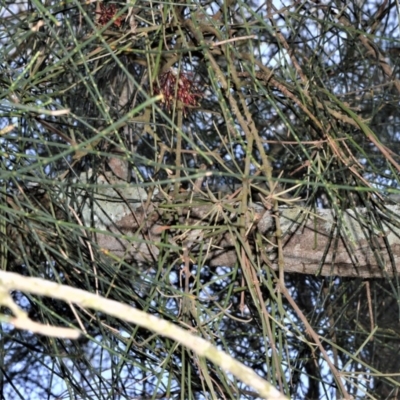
[0, 0, 400, 398]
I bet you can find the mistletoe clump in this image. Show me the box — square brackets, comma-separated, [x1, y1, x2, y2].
[97, 3, 123, 28]
[155, 69, 203, 115]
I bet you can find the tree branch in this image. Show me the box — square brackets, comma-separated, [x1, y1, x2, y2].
[0, 270, 288, 400]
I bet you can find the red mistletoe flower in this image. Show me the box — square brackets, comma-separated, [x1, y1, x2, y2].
[97, 3, 123, 28]
[155, 69, 203, 115]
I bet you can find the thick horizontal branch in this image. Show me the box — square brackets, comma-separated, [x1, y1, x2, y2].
[59, 173, 400, 278]
[9, 172, 400, 278]
[94, 197, 400, 278]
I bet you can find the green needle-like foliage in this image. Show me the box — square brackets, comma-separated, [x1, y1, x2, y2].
[0, 0, 400, 399]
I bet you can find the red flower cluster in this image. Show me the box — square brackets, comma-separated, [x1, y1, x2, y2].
[155, 70, 202, 115]
[97, 3, 123, 28]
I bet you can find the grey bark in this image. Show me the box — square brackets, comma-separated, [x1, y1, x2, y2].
[64, 170, 400, 278]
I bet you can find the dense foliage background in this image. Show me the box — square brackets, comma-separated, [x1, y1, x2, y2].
[1, 0, 400, 398]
